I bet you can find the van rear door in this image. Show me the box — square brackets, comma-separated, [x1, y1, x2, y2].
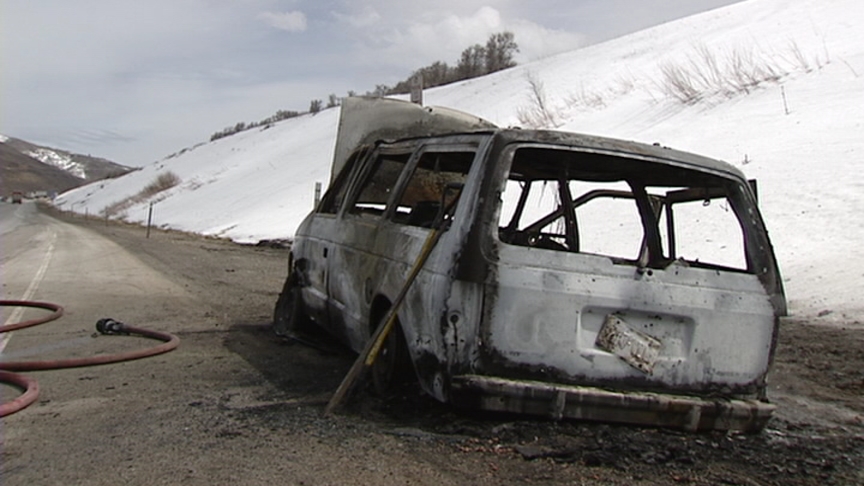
[480, 143, 781, 396]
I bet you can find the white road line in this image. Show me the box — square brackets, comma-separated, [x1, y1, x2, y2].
[0, 229, 57, 353]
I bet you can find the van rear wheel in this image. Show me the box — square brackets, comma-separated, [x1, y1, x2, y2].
[370, 316, 412, 396]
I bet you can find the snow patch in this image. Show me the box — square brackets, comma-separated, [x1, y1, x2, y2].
[26, 148, 87, 179]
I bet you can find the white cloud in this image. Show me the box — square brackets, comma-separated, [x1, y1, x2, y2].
[333, 5, 585, 75]
[259, 11, 307, 32]
[332, 6, 381, 28]
[509, 19, 587, 62]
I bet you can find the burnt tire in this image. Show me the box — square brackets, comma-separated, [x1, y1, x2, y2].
[370, 316, 413, 397]
[273, 274, 311, 336]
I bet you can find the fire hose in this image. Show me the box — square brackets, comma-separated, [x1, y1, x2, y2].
[0, 300, 180, 417]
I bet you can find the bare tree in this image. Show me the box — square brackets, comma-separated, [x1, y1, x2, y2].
[371, 84, 390, 97]
[456, 44, 487, 80]
[517, 72, 559, 128]
[417, 61, 451, 87]
[485, 31, 519, 73]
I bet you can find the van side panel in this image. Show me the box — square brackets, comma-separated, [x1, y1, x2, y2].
[293, 215, 335, 325]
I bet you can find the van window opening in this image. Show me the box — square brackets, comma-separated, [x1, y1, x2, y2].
[497, 146, 750, 271]
[318, 147, 370, 214]
[392, 150, 475, 228]
[348, 152, 411, 217]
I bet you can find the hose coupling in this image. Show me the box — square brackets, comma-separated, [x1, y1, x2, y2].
[96, 318, 128, 335]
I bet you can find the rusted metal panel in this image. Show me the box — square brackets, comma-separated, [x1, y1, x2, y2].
[450, 375, 776, 432]
[330, 97, 495, 183]
[595, 314, 662, 374]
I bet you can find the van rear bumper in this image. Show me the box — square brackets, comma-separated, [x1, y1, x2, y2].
[449, 375, 774, 432]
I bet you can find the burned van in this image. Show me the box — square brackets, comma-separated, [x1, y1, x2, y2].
[275, 97, 786, 432]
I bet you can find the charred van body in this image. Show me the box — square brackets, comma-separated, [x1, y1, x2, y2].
[275, 97, 786, 432]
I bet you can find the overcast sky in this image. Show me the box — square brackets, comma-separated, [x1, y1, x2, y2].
[1, 0, 744, 167]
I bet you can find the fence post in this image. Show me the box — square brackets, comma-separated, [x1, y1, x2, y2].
[410, 73, 423, 105]
[146, 202, 153, 238]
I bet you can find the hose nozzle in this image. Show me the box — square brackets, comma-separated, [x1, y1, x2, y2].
[96, 318, 127, 335]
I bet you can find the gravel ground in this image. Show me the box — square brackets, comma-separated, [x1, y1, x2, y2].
[1, 206, 862, 485]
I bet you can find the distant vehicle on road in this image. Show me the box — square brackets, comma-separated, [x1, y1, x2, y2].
[11, 191, 23, 204]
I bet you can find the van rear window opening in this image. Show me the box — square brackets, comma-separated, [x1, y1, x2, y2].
[497, 146, 749, 272]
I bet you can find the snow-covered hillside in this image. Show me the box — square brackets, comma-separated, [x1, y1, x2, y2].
[54, 0, 864, 323]
[1, 132, 87, 178]
[1, 133, 131, 181]
[25, 147, 87, 179]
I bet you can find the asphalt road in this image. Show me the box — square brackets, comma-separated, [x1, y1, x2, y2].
[1, 202, 862, 486]
[0, 202, 249, 484]
[0, 203, 459, 486]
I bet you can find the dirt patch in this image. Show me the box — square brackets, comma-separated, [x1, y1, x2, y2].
[772, 319, 864, 413]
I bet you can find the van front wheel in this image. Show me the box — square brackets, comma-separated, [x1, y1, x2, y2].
[273, 274, 311, 336]
[370, 316, 412, 396]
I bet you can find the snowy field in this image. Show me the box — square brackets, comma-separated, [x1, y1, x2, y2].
[55, 0, 864, 323]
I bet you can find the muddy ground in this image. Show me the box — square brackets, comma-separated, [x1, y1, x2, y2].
[3, 206, 863, 485]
